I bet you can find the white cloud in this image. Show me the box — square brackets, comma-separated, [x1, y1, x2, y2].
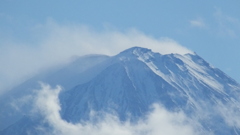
[0, 20, 193, 95]
[215, 100, 240, 129]
[190, 18, 206, 28]
[38, 20, 193, 56]
[33, 83, 205, 135]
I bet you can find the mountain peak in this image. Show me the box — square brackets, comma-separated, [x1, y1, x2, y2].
[118, 46, 152, 55]
[116, 47, 156, 62]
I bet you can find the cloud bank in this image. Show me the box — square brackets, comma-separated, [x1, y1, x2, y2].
[33, 83, 204, 135]
[0, 20, 193, 95]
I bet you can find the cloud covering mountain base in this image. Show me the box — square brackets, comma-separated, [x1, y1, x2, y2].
[33, 83, 206, 135]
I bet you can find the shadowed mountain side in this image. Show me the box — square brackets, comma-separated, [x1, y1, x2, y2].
[0, 54, 110, 130]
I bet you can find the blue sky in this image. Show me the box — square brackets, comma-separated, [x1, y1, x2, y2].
[0, 0, 240, 91]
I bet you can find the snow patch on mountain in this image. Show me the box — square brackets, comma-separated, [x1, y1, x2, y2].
[123, 66, 137, 90]
[131, 47, 225, 94]
[132, 48, 172, 84]
[175, 54, 224, 93]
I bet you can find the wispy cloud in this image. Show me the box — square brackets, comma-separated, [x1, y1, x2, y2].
[0, 20, 193, 95]
[215, 99, 240, 129]
[189, 18, 206, 28]
[33, 83, 206, 135]
[214, 8, 240, 38]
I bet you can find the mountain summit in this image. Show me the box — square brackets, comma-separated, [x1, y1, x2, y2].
[1, 47, 240, 135]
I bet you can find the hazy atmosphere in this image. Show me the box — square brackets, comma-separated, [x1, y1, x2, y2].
[1, 1, 240, 135]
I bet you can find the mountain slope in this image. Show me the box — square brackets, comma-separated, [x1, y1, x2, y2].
[0, 54, 110, 130]
[1, 47, 240, 135]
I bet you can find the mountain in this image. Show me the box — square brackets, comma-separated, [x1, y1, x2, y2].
[0, 54, 109, 130]
[1, 47, 240, 135]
